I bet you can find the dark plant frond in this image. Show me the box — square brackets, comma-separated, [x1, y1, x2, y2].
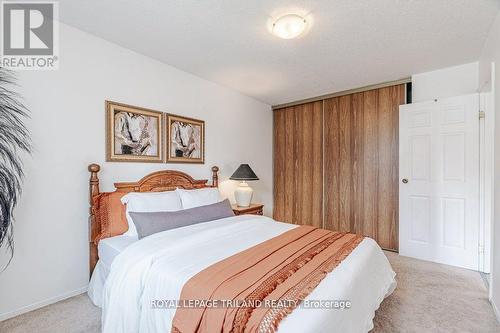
[0, 68, 32, 267]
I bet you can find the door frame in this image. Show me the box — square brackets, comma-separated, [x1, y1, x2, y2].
[479, 62, 495, 275]
[480, 89, 493, 273]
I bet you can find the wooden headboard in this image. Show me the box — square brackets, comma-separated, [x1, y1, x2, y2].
[87, 163, 219, 277]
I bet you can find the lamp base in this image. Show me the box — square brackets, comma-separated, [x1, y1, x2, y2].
[234, 181, 253, 207]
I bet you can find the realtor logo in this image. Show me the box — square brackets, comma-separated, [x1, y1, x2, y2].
[1, 1, 59, 70]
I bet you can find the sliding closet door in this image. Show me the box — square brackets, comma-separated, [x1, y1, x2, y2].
[324, 85, 405, 250]
[274, 101, 323, 227]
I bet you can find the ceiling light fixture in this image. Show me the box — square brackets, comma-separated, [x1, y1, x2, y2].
[272, 14, 307, 39]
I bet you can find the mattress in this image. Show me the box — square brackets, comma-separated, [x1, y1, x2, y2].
[89, 235, 137, 307]
[98, 235, 137, 269]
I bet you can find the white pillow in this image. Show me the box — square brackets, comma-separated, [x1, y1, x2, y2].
[120, 191, 182, 237]
[176, 188, 222, 209]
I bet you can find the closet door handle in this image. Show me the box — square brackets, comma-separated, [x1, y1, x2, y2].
[402, 178, 408, 184]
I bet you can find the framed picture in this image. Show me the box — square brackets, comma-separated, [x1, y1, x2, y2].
[106, 101, 163, 163]
[166, 114, 205, 164]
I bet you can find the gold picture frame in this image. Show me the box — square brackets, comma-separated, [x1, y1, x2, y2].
[106, 101, 164, 163]
[166, 114, 205, 164]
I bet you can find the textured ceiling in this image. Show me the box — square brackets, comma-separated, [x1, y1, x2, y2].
[59, 0, 500, 105]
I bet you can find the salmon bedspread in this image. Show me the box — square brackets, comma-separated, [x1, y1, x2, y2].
[172, 225, 364, 333]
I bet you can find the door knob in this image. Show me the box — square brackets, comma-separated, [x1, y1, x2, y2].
[402, 178, 408, 184]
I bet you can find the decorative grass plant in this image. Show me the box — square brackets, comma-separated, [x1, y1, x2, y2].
[0, 68, 31, 267]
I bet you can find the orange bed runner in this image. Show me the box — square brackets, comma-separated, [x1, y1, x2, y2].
[171, 225, 363, 333]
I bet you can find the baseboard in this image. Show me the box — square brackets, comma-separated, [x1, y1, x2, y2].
[0, 286, 88, 322]
[491, 298, 500, 324]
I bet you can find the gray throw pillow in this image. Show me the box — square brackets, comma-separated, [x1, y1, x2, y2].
[129, 199, 235, 239]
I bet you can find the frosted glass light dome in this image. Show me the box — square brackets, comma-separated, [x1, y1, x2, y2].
[272, 14, 307, 39]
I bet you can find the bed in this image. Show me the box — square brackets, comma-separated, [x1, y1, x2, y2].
[87, 164, 396, 333]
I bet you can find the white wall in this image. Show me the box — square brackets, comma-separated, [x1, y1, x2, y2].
[412, 62, 479, 102]
[0, 23, 272, 320]
[479, 11, 500, 322]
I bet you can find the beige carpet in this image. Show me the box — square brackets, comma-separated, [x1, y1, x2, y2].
[372, 252, 499, 333]
[1, 252, 498, 333]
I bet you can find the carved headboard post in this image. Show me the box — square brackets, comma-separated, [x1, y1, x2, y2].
[212, 166, 219, 187]
[88, 164, 100, 278]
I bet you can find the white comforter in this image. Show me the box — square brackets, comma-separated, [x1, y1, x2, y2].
[100, 215, 396, 333]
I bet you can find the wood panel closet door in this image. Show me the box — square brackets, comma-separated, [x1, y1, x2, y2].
[324, 85, 405, 250]
[273, 101, 323, 227]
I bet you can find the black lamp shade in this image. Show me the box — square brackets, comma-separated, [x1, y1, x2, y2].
[230, 164, 259, 181]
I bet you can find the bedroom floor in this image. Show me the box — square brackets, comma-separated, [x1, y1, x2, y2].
[1, 252, 498, 333]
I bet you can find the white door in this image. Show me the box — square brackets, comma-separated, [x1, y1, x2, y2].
[399, 94, 479, 270]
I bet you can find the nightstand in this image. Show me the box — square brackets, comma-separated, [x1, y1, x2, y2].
[232, 203, 264, 216]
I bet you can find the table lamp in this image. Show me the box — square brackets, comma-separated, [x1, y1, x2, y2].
[230, 164, 259, 207]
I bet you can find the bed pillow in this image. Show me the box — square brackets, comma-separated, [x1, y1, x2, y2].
[176, 187, 222, 209]
[92, 191, 128, 243]
[129, 199, 234, 239]
[121, 191, 182, 237]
